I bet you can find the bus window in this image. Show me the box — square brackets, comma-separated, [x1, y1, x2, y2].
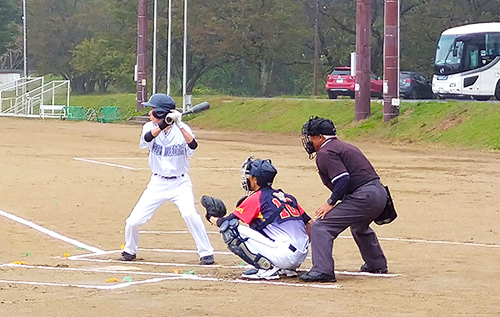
[486, 33, 500, 56]
[464, 44, 480, 70]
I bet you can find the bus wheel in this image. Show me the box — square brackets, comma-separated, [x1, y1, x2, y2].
[495, 81, 500, 101]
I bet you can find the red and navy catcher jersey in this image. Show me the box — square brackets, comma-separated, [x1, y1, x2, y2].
[232, 187, 309, 250]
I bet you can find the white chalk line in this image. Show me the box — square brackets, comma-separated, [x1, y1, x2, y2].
[67, 249, 399, 277]
[73, 157, 239, 171]
[0, 277, 171, 290]
[140, 230, 500, 249]
[69, 256, 252, 270]
[1, 263, 341, 290]
[73, 157, 139, 170]
[0, 209, 104, 254]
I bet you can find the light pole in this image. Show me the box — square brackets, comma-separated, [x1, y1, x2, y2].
[22, 0, 27, 78]
[182, 0, 188, 112]
[166, 0, 172, 95]
[152, 0, 158, 94]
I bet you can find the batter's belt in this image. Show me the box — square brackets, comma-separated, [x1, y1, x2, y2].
[153, 173, 185, 180]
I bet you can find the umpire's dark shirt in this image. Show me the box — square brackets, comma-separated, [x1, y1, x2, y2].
[316, 138, 379, 194]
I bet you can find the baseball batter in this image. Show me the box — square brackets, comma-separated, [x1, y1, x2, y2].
[202, 157, 311, 280]
[119, 93, 215, 265]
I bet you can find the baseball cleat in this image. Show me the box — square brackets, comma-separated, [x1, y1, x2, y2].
[241, 267, 279, 280]
[278, 268, 298, 277]
[360, 263, 388, 274]
[118, 251, 136, 261]
[199, 255, 215, 265]
[298, 271, 336, 282]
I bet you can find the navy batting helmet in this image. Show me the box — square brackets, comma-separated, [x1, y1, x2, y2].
[142, 93, 176, 119]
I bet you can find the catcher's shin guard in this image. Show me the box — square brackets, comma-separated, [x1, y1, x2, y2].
[219, 218, 273, 270]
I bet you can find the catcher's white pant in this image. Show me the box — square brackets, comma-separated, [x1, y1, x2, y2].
[123, 174, 214, 257]
[237, 225, 308, 269]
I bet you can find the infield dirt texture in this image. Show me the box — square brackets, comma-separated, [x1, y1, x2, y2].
[0, 117, 499, 316]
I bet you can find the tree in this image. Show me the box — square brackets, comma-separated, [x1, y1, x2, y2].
[71, 38, 135, 92]
[27, 0, 113, 93]
[0, 0, 19, 60]
[206, 0, 309, 96]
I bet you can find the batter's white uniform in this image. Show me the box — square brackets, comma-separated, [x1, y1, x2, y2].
[123, 121, 214, 258]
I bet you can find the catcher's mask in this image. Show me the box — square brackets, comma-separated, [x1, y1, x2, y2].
[240, 156, 277, 195]
[142, 93, 176, 119]
[301, 116, 337, 158]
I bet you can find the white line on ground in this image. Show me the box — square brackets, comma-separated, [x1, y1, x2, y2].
[1, 264, 342, 290]
[73, 157, 139, 170]
[0, 277, 172, 290]
[69, 256, 252, 269]
[67, 249, 399, 277]
[73, 157, 238, 171]
[0, 209, 104, 254]
[140, 230, 500, 248]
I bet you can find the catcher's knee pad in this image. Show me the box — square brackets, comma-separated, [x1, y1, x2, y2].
[219, 219, 272, 270]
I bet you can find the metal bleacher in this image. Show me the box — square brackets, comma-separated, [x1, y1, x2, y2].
[0, 76, 70, 119]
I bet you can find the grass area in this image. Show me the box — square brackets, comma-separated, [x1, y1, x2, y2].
[70, 93, 139, 118]
[69, 93, 500, 151]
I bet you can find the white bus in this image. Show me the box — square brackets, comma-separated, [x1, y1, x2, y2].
[432, 22, 500, 101]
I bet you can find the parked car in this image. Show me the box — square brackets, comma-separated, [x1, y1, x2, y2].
[325, 66, 383, 99]
[399, 71, 435, 99]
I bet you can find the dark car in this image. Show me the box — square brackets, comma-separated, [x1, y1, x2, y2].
[399, 71, 435, 99]
[325, 66, 383, 99]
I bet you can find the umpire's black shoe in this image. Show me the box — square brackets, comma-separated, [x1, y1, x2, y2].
[299, 271, 336, 282]
[200, 255, 214, 265]
[118, 251, 136, 261]
[360, 263, 388, 274]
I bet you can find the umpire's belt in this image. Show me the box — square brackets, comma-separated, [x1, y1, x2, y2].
[288, 244, 297, 252]
[154, 173, 184, 180]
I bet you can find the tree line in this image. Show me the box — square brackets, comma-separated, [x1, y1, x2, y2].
[1, 0, 499, 96]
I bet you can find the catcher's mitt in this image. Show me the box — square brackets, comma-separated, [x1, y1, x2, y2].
[201, 195, 227, 221]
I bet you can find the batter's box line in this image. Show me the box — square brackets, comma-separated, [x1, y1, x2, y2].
[1, 263, 342, 290]
[69, 255, 253, 270]
[141, 230, 500, 249]
[67, 249, 400, 278]
[73, 157, 239, 171]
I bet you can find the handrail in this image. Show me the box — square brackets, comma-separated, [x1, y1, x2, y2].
[0, 77, 70, 118]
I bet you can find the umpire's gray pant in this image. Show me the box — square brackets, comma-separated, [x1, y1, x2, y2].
[310, 179, 387, 276]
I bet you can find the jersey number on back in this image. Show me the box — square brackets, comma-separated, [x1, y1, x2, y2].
[272, 197, 300, 220]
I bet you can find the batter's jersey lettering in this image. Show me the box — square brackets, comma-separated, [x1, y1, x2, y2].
[140, 121, 195, 176]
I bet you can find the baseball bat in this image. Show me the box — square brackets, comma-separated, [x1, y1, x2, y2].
[182, 101, 210, 116]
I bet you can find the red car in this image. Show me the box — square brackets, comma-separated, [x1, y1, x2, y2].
[325, 66, 383, 99]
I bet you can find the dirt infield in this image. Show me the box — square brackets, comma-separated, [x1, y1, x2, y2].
[0, 117, 499, 316]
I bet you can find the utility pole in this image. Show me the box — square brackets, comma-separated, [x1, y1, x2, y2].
[313, 0, 320, 96]
[354, 0, 371, 121]
[383, 0, 400, 121]
[136, 0, 148, 111]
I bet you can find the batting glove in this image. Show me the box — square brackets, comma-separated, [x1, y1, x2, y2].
[167, 109, 182, 124]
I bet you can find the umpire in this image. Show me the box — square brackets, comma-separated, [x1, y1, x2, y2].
[299, 116, 388, 282]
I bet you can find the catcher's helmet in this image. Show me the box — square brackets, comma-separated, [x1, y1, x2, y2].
[242, 157, 277, 190]
[301, 116, 337, 136]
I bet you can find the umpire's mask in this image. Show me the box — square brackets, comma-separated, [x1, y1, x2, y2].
[301, 116, 336, 159]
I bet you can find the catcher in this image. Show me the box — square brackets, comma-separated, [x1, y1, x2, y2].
[201, 157, 312, 280]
